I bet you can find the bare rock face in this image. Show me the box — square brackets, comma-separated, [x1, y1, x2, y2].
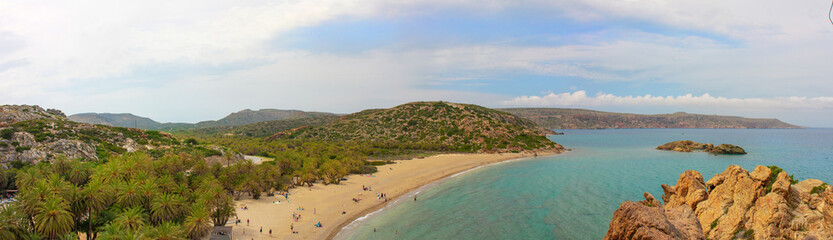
[604, 193, 705, 240]
[662, 170, 708, 211]
[608, 165, 832, 240]
[0, 105, 64, 125]
[696, 165, 767, 240]
[822, 186, 833, 231]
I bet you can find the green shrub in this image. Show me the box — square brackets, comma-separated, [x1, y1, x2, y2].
[811, 183, 829, 195]
[350, 165, 378, 174]
[0, 129, 14, 139]
[766, 165, 797, 193]
[0, 142, 7, 147]
[14, 146, 30, 153]
[710, 218, 719, 229]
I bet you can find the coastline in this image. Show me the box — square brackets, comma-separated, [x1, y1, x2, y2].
[330, 149, 566, 240]
[229, 149, 565, 240]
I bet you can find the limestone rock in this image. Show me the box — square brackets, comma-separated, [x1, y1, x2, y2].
[604, 196, 705, 240]
[608, 165, 832, 240]
[771, 171, 791, 197]
[749, 165, 771, 182]
[662, 170, 708, 211]
[707, 144, 747, 154]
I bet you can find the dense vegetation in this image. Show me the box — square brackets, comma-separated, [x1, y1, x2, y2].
[1, 152, 239, 240]
[501, 108, 799, 129]
[277, 101, 560, 153]
[0, 141, 382, 240]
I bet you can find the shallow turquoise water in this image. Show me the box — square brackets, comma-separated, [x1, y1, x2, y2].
[337, 129, 833, 240]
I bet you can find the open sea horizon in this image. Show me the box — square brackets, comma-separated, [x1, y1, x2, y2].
[337, 128, 833, 240]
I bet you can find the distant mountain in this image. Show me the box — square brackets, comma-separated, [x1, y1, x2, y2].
[272, 101, 564, 153]
[69, 109, 337, 131]
[500, 108, 800, 129]
[192, 109, 335, 128]
[69, 113, 178, 129]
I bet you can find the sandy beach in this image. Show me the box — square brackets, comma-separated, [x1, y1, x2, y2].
[228, 149, 563, 240]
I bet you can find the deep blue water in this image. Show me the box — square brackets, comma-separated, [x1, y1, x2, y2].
[338, 129, 833, 240]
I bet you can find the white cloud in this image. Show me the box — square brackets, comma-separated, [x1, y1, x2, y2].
[0, 0, 832, 125]
[502, 90, 833, 110]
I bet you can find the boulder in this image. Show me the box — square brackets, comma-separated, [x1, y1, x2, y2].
[662, 170, 709, 211]
[604, 194, 704, 240]
[696, 165, 766, 240]
[708, 144, 747, 154]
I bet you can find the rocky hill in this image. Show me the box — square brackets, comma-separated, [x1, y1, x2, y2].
[500, 108, 800, 129]
[70, 109, 336, 131]
[1, 105, 180, 165]
[604, 165, 832, 240]
[271, 101, 563, 153]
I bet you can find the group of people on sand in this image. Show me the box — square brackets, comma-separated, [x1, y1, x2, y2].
[292, 212, 302, 222]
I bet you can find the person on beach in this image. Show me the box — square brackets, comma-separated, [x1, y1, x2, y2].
[414, 195, 417, 201]
[269, 229, 272, 236]
[260, 226, 262, 234]
[247, 219, 249, 226]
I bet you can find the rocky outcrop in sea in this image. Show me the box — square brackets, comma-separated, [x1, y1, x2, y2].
[657, 141, 746, 154]
[605, 165, 832, 240]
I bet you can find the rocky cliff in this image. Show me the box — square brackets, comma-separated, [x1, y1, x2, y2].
[605, 165, 832, 240]
[0, 105, 179, 165]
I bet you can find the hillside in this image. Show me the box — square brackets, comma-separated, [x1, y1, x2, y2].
[69, 109, 336, 131]
[1, 105, 182, 164]
[272, 101, 563, 153]
[500, 108, 800, 129]
[178, 115, 339, 138]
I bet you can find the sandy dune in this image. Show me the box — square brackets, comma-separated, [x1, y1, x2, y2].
[229, 150, 563, 240]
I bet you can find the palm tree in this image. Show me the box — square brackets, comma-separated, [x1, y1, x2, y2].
[146, 221, 186, 240]
[0, 203, 29, 240]
[139, 181, 158, 209]
[112, 207, 146, 232]
[80, 180, 111, 240]
[33, 198, 74, 240]
[182, 204, 212, 240]
[97, 223, 146, 240]
[150, 194, 184, 223]
[19, 180, 52, 220]
[66, 162, 91, 186]
[116, 180, 142, 208]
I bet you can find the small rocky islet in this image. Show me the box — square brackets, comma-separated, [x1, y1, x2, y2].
[657, 140, 747, 154]
[604, 165, 832, 240]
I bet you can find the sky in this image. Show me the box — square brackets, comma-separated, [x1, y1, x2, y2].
[1, 0, 833, 127]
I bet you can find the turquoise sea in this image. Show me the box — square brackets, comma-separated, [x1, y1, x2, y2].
[336, 129, 833, 240]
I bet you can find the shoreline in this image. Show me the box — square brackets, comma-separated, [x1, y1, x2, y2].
[229, 148, 565, 240]
[329, 150, 561, 240]
[327, 149, 565, 240]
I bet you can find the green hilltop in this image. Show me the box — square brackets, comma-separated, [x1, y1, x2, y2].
[273, 101, 563, 153]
